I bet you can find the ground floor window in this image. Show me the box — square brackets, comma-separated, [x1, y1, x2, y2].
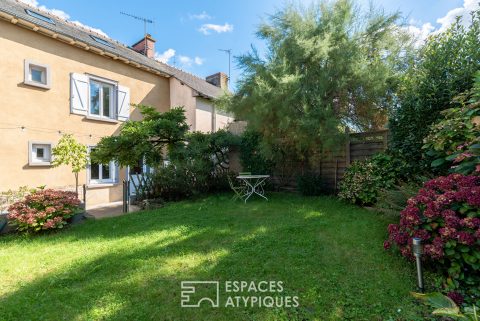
[28, 141, 52, 166]
[88, 148, 118, 184]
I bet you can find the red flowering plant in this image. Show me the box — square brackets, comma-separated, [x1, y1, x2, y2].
[7, 189, 81, 233]
[385, 174, 480, 305]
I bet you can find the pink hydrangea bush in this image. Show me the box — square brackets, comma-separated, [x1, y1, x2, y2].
[385, 174, 480, 304]
[7, 189, 81, 233]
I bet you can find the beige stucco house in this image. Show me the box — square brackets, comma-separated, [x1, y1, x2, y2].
[0, 0, 233, 207]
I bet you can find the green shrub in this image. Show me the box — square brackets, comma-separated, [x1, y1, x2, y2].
[297, 172, 326, 196]
[208, 170, 237, 193]
[149, 130, 238, 201]
[389, 9, 480, 171]
[338, 153, 410, 205]
[423, 72, 480, 175]
[152, 163, 203, 201]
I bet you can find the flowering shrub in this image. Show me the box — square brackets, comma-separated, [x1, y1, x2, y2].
[339, 153, 410, 205]
[7, 189, 81, 233]
[385, 174, 480, 304]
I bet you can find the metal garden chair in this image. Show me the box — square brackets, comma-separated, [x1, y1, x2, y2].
[228, 175, 247, 201]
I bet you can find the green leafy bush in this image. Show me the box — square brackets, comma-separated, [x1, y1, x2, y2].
[389, 9, 480, 171]
[151, 163, 202, 201]
[297, 172, 326, 196]
[208, 170, 237, 193]
[423, 72, 480, 175]
[338, 153, 410, 205]
[146, 130, 238, 202]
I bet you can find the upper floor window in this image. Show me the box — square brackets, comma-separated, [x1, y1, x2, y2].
[70, 73, 130, 122]
[24, 60, 51, 89]
[89, 80, 114, 119]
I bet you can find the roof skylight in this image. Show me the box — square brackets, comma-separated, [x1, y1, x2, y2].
[90, 35, 114, 48]
[25, 9, 55, 24]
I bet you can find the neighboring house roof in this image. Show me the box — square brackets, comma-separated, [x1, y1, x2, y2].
[0, 0, 223, 99]
[169, 69, 223, 99]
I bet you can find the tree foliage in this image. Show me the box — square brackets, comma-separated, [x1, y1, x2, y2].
[91, 106, 240, 201]
[238, 130, 275, 175]
[389, 10, 480, 168]
[91, 106, 189, 167]
[226, 0, 412, 158]
[51, 134, 88, 195]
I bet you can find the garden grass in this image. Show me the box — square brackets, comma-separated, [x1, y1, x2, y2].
[0, 193, 427, 320]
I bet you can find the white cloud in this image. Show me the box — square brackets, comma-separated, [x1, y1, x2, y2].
[178, 55, 192, 67]
[403, 22, 435, 47]
[402, 0, 479, 48]
[39, 6, 70, 20]
[436, 0, 479, 32]
[70, 21, 108, 37]
[194, 57, 204, 65]
[199, 23, 233, 35]
[189, 11, 211, 20]
[18, 0, 39, 7]
[18, 0, 109, 37]
[155, 48, 176, 64]
[178, 55, 204, 67]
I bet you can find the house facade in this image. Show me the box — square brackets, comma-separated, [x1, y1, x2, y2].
[0, 0, 233, 207]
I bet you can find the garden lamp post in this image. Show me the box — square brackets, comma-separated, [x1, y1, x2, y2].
[412, 237, 424, 293]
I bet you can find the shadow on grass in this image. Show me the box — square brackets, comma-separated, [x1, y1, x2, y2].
[0, 193, 424, 321]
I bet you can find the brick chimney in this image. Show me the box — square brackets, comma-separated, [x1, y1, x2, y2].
[132, 34, 156, 59]
[206, 72, 229, 90]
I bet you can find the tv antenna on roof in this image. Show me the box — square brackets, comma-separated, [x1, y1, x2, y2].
[120, 12, 153, 36]
[218, 49, 232, 81]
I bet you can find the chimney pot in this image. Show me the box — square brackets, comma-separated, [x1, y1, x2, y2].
[206, 72, 229, 90]
[132, 34, 156, 59]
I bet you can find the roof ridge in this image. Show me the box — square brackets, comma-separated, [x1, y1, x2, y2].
[7, 0, 224, 98]
[157, 61, 222, 89]
[15, 0, 112, 40]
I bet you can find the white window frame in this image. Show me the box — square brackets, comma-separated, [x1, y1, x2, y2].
[24, 60, 51, 89]
[28, 141, 52, 166]
[87, 147, 118, 185]
[87, 75, 117, 121]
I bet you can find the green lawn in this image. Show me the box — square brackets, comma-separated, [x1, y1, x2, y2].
[0, 193, 426, 320]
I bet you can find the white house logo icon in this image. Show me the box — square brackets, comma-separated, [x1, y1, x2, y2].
[181, 281, 220, 307]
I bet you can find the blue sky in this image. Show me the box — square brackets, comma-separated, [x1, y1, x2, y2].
[20, 0, 476, 88]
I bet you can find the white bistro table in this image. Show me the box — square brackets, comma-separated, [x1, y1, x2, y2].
[236, 175, 270, 203]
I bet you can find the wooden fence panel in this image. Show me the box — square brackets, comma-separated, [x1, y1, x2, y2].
[227, 124, 389, 192]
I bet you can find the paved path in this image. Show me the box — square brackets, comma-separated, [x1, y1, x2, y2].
[85, 202, 140, 220]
